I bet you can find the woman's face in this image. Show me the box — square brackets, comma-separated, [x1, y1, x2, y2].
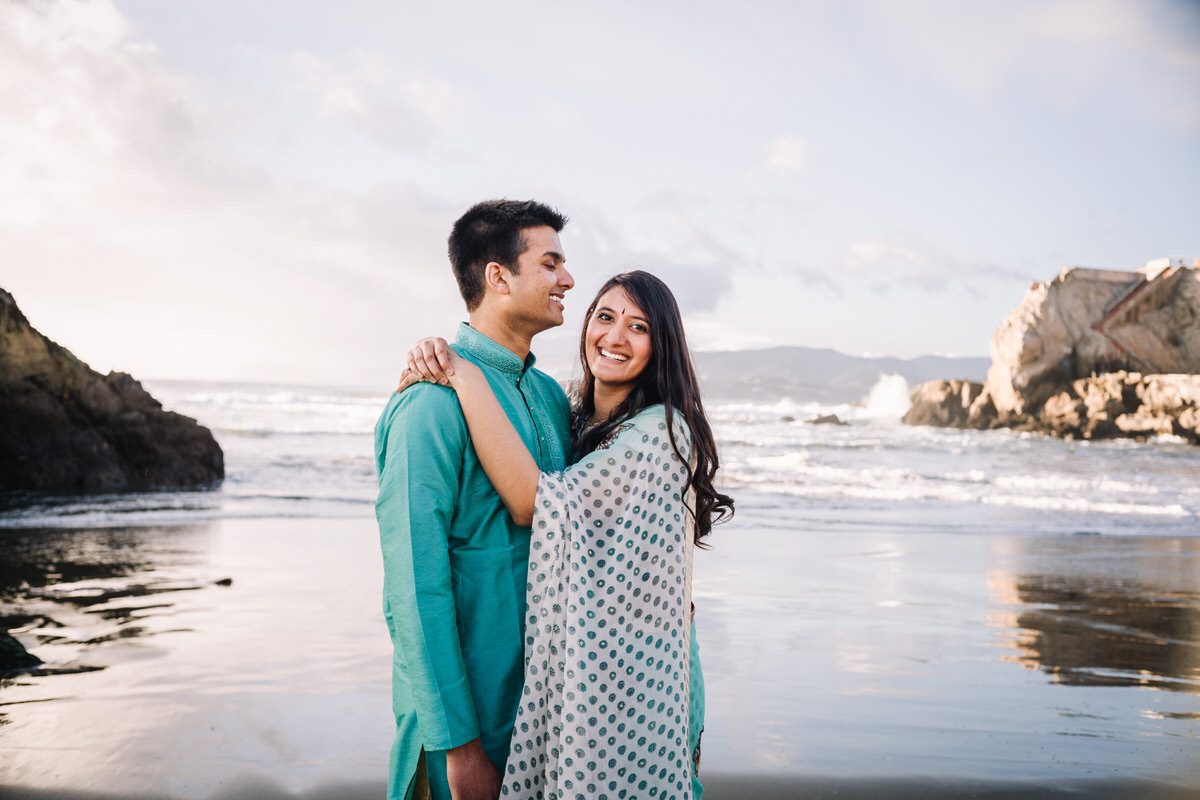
[585, 286, 653, 394]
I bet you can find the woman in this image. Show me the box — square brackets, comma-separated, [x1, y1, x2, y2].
[404, 271, 732, 800]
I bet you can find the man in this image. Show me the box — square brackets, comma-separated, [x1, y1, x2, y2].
[374, 200, 575, 800]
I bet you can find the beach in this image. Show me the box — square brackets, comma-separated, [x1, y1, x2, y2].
[6, 0, 1200, 793]
[2, 508, 1197, 799]
[2, 381, 1199, 799]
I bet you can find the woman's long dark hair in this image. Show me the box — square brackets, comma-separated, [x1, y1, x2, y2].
[570, 270, 734, 544]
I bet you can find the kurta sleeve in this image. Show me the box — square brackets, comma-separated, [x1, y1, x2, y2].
[376, 385, 480, 751]
[503, 407, 695, 800]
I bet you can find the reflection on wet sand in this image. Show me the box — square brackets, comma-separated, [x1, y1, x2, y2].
[0, 526, 225, 683]
[988, 537, 1200, 696]
[0, 518, 396, 799]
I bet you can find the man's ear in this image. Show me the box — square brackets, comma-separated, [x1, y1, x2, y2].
[485, 262, 512, 295]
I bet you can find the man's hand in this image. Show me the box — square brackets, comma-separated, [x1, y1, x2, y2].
[445, 738, 501, 800]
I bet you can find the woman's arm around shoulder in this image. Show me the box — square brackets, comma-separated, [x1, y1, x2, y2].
[444, 358, 540, 526]
[393, 338, 540, 526]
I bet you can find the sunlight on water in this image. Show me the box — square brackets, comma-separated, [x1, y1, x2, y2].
[705, 373, 1200, 536]
[2, 379, 1198, 536]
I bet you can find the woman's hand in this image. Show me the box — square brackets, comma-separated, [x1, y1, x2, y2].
[396, 337, 458, 393]
[395, 337, 482, 394]
[394, 369, 421, 394]
[405, 337, 455, 385]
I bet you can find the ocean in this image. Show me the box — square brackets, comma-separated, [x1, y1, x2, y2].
[2, 375, 1197, 537]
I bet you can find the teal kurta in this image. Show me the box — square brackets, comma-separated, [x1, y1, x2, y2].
[375, 323, 571, 800]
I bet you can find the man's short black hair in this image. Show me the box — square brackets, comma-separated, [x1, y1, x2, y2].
[448, 199, 568, 310]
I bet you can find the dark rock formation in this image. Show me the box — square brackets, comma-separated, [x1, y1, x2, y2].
[903, 380, 984, 429]
[904, 259, 1200, 443]
[0, 630, 42, 675]
[0, 288, 224, 491]
[805, 413, 849, 426]
[906, 372, 1200, 443]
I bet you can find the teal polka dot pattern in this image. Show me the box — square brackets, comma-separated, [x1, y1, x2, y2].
[502, 405, 694, 800]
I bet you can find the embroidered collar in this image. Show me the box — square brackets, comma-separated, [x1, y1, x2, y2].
[453, 322, 538, 374]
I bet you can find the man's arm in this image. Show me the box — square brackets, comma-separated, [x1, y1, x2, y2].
[376, 386, 481, 753]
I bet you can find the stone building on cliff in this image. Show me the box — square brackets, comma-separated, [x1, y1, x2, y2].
[904, 258, 1200, 443]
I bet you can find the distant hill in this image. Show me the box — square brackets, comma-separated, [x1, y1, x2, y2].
[694, 346, 990, 403]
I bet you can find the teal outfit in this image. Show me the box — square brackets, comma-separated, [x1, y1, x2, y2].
[375, 323, 571, 800]
[689, 628, 705, 799]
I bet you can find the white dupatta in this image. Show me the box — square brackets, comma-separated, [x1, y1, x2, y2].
[502, 405, 695, 800]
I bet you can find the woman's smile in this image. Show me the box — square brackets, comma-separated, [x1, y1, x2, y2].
[598, 347, 630, 362]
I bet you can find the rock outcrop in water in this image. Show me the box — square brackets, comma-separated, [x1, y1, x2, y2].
[0, 631, 42, 675]
[904, 259, 1200, 443]
[0, 288, 224, 491]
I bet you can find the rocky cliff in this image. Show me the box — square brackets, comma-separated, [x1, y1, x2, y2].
[904, 259, 1200, 443]
[0, 288, 224, 491]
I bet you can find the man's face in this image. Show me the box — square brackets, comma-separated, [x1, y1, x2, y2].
[504, 225, 573, 335]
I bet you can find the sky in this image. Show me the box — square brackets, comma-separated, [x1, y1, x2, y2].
[2, 0, 1199, 388]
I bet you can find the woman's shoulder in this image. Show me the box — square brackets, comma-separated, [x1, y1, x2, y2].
[569, 404, 693, 474]
[624, 404, 692, 446]
[586, 405, 668, 454]
[629, 403, 666, 424]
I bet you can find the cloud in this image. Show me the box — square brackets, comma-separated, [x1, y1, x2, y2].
[863, 0, 1200, 127]
[837, 238, 1027, 294]
[1029, 0, 1200, 127]
[0, 0, 475, 386]
[775, 260, 842, 296]
[682, 316, 776, 352]
[766, 134, 809, 173]
[0, 0, 198, 227]
[565, 197, 742, 314]
[3, 0, 130, 50]
[289, 50, 460, 152]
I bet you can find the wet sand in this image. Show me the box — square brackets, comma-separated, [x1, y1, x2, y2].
[1, 508, 1198, 798]
[2, 775, 1199, 800]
